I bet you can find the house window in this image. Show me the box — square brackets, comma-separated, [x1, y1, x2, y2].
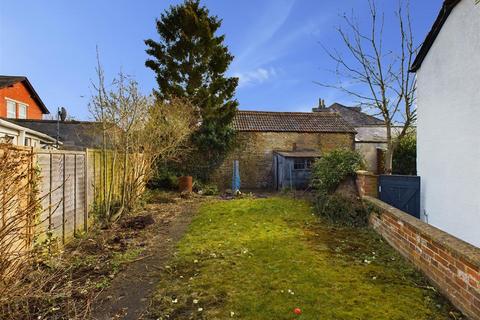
[306, 159, 313, 169]
[7, 100, 16, 118]
[294, 159, 306, 170]
[18, 104, 27, 119]
[293, 158, 314, 170]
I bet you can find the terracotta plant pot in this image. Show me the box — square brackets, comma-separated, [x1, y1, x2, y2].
[178, 176, 193, 193]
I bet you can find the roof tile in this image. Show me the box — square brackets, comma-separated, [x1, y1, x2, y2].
[233, 110, 356, 133]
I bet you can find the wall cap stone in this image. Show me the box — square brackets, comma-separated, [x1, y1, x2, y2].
[356, 170, 378, 177]
[364, 196, 480, 268]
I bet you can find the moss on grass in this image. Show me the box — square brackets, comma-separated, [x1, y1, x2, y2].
[148, 197, 461, 320]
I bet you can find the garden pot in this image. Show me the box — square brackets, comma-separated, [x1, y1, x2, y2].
[178, 176, 193, 193]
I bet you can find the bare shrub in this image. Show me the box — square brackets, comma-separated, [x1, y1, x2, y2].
[0, 144, 37, 284]
[90, 52, 196, 223]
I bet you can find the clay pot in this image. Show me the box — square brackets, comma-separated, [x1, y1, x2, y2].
[178, 176, 193, 193]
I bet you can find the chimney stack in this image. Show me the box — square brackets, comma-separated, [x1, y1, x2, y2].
[312, 98, 327, 112]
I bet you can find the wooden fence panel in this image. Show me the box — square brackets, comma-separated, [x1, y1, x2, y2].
[63, 154, 76, 240]
[0, 145, 35, 279]
[50, 153, 64, 240]
[3, 147, 132, 247]
[75, 154, 86, 234]
[36, 153, 51, 238]
[87, 150, 95, 214]
[36, 150, 90, 243]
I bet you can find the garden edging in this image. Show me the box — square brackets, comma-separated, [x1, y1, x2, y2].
[363, 196, 480, 320]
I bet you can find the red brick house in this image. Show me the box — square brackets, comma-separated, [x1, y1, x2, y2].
[0, 76, 50, 120]
[0, 76, 55, 147]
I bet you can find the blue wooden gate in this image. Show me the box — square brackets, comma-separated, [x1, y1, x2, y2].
[379, 175, 421, 219]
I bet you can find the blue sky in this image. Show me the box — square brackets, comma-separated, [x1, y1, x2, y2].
[0, 0, 441, 120]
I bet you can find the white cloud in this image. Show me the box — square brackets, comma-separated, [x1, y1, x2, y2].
[232, 0, 297, 69]
[234, 67, 278, 88]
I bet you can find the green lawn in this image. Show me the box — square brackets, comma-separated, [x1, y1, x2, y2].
[149, 197, 458, 320]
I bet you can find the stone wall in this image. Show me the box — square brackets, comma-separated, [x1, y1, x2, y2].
[356, 171, 378, 198]
[211, 131, 354, 190]
[364, 196, 480, 320]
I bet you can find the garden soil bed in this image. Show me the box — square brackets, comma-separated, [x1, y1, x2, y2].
[0, 191, 202, 320]
[91, 196, 200, 320]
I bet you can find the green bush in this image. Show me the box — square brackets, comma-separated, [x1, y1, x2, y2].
[148, 168, 178, 190]
[393, 133, 417, 175]
[311, 149, 367, 227]
[315, 194, 369, 227]
[311, 149, 364, 194]
[193, 180, 219, 196]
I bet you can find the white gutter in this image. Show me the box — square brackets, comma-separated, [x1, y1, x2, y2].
[0, 118, 57, 143]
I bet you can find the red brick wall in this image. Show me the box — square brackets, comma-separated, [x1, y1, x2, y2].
[365, 196, 480, 320]
[0, 82, 45, 119]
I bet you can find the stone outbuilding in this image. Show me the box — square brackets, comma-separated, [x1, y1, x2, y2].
[212, 110, 356, 190]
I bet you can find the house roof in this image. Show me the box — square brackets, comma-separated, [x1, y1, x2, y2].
[6, 119, 103, 150]
[0, 75, 50, 114]
[410, 0, 462, 72]
[233, 110, 356, 133]
[328, 103, 384, 126]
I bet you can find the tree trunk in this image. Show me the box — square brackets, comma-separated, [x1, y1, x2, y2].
[384, 122, 393, 174]
[121, 138, 128, 208]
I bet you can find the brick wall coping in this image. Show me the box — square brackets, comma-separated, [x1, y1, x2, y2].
[363, 196, 480, 268]
[356, 170, 377, 177]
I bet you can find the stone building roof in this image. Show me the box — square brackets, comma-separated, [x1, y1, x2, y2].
[328, 103, 384, 127]
[274, 150, 322, 158]
[233, 110, 356, 133]
[6, 119, 104, 150]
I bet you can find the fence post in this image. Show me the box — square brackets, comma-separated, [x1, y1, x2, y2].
[48, 152, 52, 233]
[84, 149, 89, 232]
[73, 154, 77, 236]
[93, 151, 96, 205]
[28, 147, 35, 247]
[62, 153, 66, 244]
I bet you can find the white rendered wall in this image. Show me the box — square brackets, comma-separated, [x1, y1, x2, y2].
[416, 0, 480, 247]
[356, 142, 385, 173]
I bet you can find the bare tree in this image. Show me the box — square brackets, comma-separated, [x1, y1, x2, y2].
[90, 53, 195, 223]
[319, 0, 417, 173]
[89, 49, 119, 222]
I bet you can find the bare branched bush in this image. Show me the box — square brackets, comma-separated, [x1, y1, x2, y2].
[90, 52, 196, 223]
[0, 145, 62, 319]
[0, 144, 38, 284]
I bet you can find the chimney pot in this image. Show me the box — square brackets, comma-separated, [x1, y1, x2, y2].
[313, 98, 327, 112]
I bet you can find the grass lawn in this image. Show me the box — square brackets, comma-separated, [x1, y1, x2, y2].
[149, 197, 459, 320]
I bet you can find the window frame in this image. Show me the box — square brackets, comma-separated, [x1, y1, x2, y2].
[6, 100, 16, 118]
[5, 98, 29, 119]
[293, 158, 315, 171]
[18, 103, 27, 119]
